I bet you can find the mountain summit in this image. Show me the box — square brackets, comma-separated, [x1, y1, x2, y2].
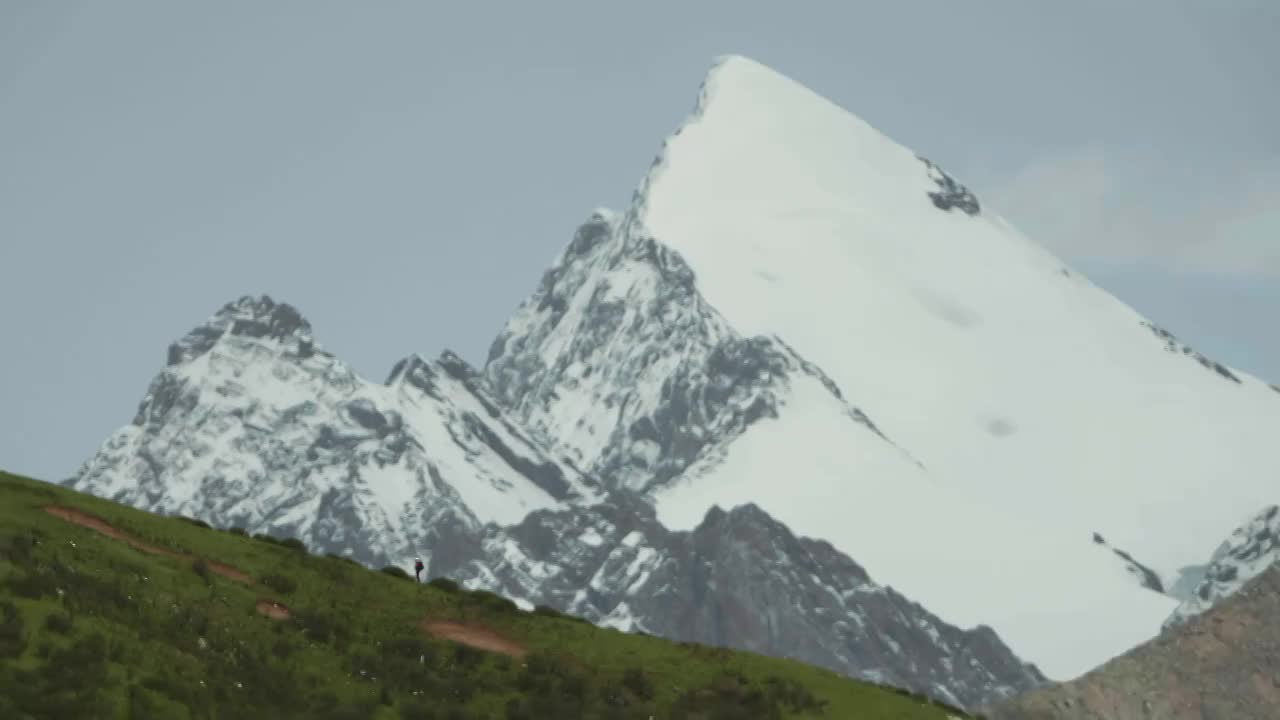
[485, 54, 1280, 679]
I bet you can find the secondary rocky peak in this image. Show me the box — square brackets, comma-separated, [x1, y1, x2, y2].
[1165, 503, 1280, 629]
[625, 53, 987, 291]
[166, 294, 318, 366]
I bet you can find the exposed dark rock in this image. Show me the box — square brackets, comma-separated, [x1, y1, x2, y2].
[443, 497, 1045, 711]
[1141, 321, 1241, 384]
[1165, 503, 1280, 629]
[917, 156, 980, 216]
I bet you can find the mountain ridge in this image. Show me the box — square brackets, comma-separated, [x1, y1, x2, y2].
[61, 53, 1279, 703]
[64, 290, 1044, 709]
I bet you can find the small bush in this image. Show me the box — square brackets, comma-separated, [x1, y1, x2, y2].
[380, 566, 411, 581]
[0, 532, 38, 565]
[227, 527, 247, 536]
[469, 589, 518, 614]
[261, 573, 297, 595]
[426, 577, 460, 594]
[400, 700, 440, 720]
[291, 608, 350, 650]
[177, 515, 211, 529]
[621, 667, 655, 701]
[0, 601, 25, 659]
[763, 675, 827, 714]
[253, 533, 307, 553]
[43, 611, 74, 635]
[4, 570, 57, 600]
[192, 558, 210, 581]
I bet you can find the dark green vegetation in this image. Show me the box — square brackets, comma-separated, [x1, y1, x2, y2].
[0, 471, 974, 719]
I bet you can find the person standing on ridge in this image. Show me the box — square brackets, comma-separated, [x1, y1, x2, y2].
[414, 557, 425, 583]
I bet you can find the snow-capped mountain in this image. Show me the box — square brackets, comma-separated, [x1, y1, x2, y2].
[484, 54, 1280, 680]
[64, 53, 1279, 702]
[1164, 504, 1280, 629]
[69, 295, 602, 570]
[66, 294, 1043, 709]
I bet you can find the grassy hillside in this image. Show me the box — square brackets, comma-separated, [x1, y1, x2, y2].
[0, 470, 973, 719]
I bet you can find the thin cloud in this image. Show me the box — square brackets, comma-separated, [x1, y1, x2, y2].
[978, 147, 1280, 276]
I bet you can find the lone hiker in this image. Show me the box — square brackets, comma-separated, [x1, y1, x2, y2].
[414, 557, 425, 583]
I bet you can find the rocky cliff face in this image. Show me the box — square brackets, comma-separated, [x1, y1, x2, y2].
[985, 565, 1280, 720]
[1164, 504, 1280, 630]
[483, 211, 904, 498]
[444, 497, 1043, 709]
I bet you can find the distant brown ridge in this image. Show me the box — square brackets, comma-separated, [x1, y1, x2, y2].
[985, 565, 1280, 719]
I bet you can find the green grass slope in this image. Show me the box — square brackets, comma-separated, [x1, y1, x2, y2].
[0, 470, 974, 719]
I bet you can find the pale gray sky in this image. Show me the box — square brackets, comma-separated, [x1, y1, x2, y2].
[2, 0, 1277, 481]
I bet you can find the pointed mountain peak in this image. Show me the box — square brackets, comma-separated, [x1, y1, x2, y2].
[385, 350, 482, 390]
[167, 294, 319, 366]
[385, 352, 433, 387]
[436, 349, 478, 378]
[629, 53, 979, 240]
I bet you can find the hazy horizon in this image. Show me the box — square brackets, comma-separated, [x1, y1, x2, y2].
[2, 1, 1277, 481]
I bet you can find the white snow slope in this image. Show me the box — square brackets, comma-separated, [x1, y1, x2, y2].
[499, 56, 1280, 681]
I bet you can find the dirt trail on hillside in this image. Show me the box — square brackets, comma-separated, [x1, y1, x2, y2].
[421, 619, 528, 658]
[44, 505, 251, 585]
[256, 598, 292, 620]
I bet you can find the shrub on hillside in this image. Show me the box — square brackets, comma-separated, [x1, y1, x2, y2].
[426, 576, 460, 594]
[251, 533, 307, 552]
[621, 667, 655, 701]
[2, 632, 113, 717]
[669, 672, 782, 720]
[665, 672, 828, 719]
[3, 568, 57, 600]
[380, 566, 412, 581]
[177, 515, 211, 529]
[0, 531, 38, 564]
[43, 611, 74, 635]
[468, 589, 518, 614]
[763, 675, 827, 714]
[532, 604, 562, 618]
[290, 608, 351, 650]
[228, 527, 247, 536]
[0, 600, 26, 659]
[260, 573, 298, 594]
